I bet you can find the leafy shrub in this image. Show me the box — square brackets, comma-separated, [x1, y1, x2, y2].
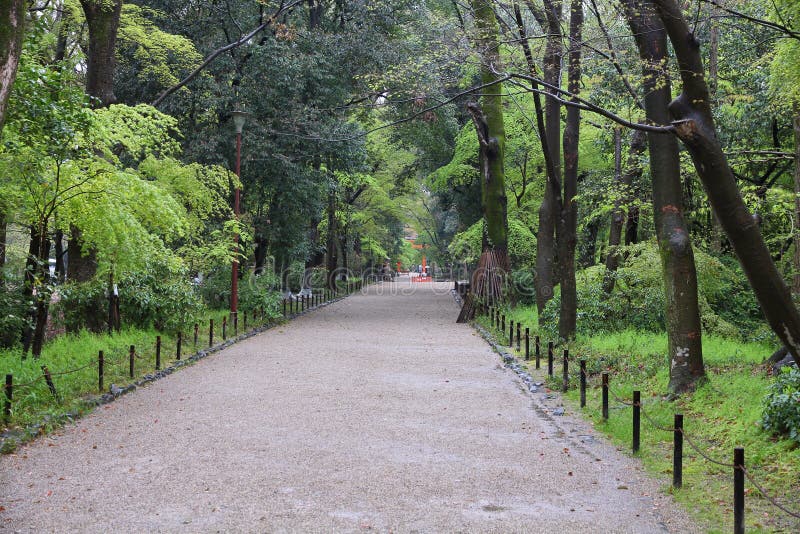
[61, 262, 202, 333]
[239, 270, 283, 319]
[0, 277, 30, 348]
[539, 241, 767, 340]
[761, 367, 800, 443]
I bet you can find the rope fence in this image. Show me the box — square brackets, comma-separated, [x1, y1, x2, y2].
[480, 303, 800, 532]
[2, 281, 366, 441]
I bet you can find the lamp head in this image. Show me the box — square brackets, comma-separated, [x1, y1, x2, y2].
[231, 110, 248, 134]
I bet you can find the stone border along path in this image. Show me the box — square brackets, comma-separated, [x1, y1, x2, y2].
[0, 279, 699, 532]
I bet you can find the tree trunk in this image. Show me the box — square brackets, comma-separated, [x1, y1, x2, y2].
[793, 110, 800, 295]
[80, 0, 122, 107]
[603, 128, 625, 293]
[22, 225, 51, 358]
[0, 211, 6, 278]
[623, 0, 704, 394]
[558, 0, 583, 340]
[536, 0, 563, 317]
[579, 219, 599, 268]
[67, 227, 97, 282]
[0, 0, 24, 132]
[458, 0, 510, 322]
[54, 229, 65, 283]
[652, 0, 800, 366]
[326, 189, 338, 291]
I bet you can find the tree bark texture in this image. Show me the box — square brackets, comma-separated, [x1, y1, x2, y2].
[536, 0, 563, 316]
[793, 110, 800, 294]
[459, 0, 510, 322]
[558, 0, 583, 340]
[0, 0, 25, 132]
[326, 189, 338, 291]
[80, 0, 123, 106]
[603, 127, 625, 294]
[623, 0, 705, 393]
[652, 0, 800, 367]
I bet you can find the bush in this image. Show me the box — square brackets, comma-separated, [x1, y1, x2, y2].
[0, 277, 30, 348]
[539, 241, 767, 340]
[761, 366, 800, 443]
[61, 262, 203, 333]
[238, 270, 283, 319]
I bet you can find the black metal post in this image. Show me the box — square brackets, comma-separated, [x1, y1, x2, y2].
[516, 323, 521, 352]
[156, 335, 162, 370]
[734, 447, 745, 534]
[3, 374, 11, 423]
[633, 390, 641, 453]
[673, 414, 683, 489]
[129, 345, 135, 378]
[548, 342, 554, 377]
[222, 316, 227, 340]
[580, 360, 586, 408]
[176, 332, 182, 360]
[209, 319, 214, 347]
[535, 336, 540, 369]
[98, 350, 104, 393]
[602, 373, 609, 420]
[509, 320, 514, 347]
[562, 349, 569, 392]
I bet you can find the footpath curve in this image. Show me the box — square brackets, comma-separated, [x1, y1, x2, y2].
[0, 280, 698, 532]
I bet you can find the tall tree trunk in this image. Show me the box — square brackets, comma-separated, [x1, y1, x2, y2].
[326, 189, 338, 291]
[652, 0, 800, 366]
[558, 0, 582, 340]
[22, 224, 52, 358]
[458, 0, 509, 322]
[0, 211, 6, 279]
[80, 0, 122, 107]
[536, 0, 563, 316]
[67, 227, 97, 282]
[0, 0, 24, 132]
[603, 127, 625, 294]
[623, 0, 704, 394]
[793, 109, 800, 295]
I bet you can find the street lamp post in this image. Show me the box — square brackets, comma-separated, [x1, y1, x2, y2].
[231, 110, 247, 329]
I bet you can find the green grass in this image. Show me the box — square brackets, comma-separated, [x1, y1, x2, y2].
[476, 306, 800, 533]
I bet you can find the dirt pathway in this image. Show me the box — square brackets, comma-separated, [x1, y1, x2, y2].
[0, 280, 697, 532]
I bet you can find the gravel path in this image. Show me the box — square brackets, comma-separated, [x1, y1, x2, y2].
[0, 280, 698, 532]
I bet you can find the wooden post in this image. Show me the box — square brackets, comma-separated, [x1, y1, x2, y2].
[579, 360, 586, 407]
[193, 323, 198, 346]
[222, 316, 227, 340]
[633, 390, 641, 453]
[156, 335, 161, 370]
[602, 373, 609, 420]
[562, 349, 569, 392]
[547, 342, 554, 377]
[4, 374, 12, 422]
[673, 414, 683, 489]
[535, 336, 540, 369]
[129, 345, 135, 378]
[98, 350, 104, 393]
[516, 323, 521, 352]
[734, 447, 745, 534]
[176, 332, 182, 360]
[209, 319, 214, 347]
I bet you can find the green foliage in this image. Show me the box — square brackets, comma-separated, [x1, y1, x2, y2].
[762, 366, 800, 443]
[0, 276, 29, 348]
[538, 242, 768, 341]
[448, 216, 536, 269]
